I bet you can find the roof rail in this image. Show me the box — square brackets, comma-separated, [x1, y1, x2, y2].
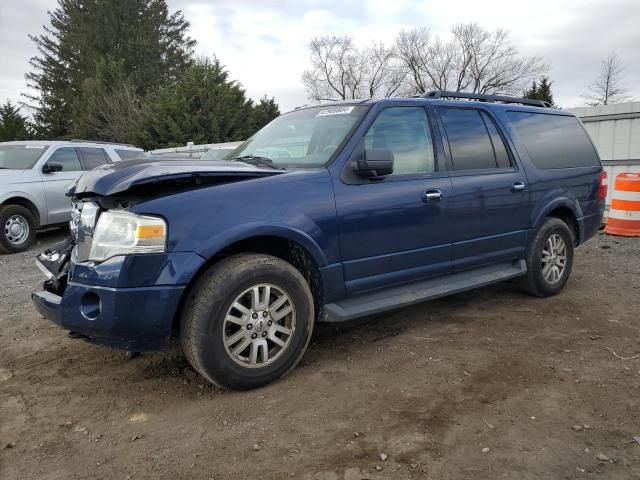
[422, 90, 551, 108]
[69, 139, 138, 148]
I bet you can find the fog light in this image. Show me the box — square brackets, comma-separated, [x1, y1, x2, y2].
[80, 292, 101, 320]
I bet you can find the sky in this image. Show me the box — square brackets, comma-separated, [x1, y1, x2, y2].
[0, 0, 638, 113]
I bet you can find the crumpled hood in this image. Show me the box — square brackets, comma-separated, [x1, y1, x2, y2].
[68, 158, 285, 197]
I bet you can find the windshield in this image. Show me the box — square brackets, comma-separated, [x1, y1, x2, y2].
[202, 148, 235, 160]
[227, 105, 368, 168]
[0, 144, 50, 170]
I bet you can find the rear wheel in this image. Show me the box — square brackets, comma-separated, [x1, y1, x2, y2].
[180, 254, 314, 390]
[520, 217, 574, 297]
[0, 205, 37, 254]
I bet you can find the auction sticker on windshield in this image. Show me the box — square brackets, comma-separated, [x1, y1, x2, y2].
[315, 106, 355, 117]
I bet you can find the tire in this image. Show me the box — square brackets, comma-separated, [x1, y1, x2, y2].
[0, 205, 37, 254]
[180, 254, 315, 390]
[520, 217, 575, 297]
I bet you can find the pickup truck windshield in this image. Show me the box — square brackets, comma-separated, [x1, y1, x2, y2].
[0, 145, 50, 170]
[228, 105, 368, 168]
[202, 147, 235, 160]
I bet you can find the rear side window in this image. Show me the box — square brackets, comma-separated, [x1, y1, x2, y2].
[78, 147, 110, 170]
[506, 112, 600, 169]
[115, 149, 142, 161]
[438, 108, 511, 171]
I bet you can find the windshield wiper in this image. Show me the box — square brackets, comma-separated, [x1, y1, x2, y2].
[230, 155, 283, 170]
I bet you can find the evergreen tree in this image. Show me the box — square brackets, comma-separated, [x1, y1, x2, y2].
[524, 77, 555, 106]
[250, 96, 280, 134]
[136, 58, 257, 149]
[25, 0, 194, 138]
[0, 101, 33, 141]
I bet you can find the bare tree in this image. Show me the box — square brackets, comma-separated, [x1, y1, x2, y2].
[395, 23, 546, 96]
[75, 81, 143, 144]
[301, 36, 355, 101]
[365, 42, 406, 98]
[395, 28, 433, 94]
[90, 84, 143, 144]
[582, 53, 631, 105]
[302, 35, 405, 101]
[303, 25, 545, 102]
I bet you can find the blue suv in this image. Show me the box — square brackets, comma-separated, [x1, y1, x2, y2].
[32, 91, 606, 390]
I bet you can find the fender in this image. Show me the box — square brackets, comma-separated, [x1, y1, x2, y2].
[194, 222, 329, 268]
[530, 191, 583, 237]
[0, 191, 46, 226]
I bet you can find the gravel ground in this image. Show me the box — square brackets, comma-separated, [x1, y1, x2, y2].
[1, 230, 639, 480]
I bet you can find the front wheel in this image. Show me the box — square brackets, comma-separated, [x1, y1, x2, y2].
[520, 217, 575, 297]
[180, 254, 314, 390]
[0, 205, 37, 254]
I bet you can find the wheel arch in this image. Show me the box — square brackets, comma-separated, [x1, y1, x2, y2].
[172, 232, 326, 338]
[195, 224, 328, 267]
[531, 197, 582, 245]
[546, 206, 580, 245]
[0, 194, 42, 226]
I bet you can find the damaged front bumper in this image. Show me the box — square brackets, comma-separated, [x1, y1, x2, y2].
[32, 245, 205, 351]
[32, 281, 186, 351]
[32, 289, 64, 327]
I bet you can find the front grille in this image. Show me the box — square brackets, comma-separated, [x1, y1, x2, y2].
[73, 202, 100, 263]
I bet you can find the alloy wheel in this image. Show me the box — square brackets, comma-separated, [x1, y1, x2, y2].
[222, 283, 296, 368]
[541, 233, 567, 284]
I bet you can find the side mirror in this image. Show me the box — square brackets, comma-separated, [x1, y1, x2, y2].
[42, 162, 63, 174]
[353, 148, 394, 179]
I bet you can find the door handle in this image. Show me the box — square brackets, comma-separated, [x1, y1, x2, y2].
[511, 181, 526, 192]
[421, 188, 442, 203]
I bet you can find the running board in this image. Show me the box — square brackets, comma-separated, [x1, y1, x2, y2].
[323, 260, 526, 322]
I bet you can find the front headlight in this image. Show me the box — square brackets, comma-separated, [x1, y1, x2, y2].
[89, 211, 166, 262]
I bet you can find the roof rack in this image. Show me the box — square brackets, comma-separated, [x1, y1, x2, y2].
[69, 139, 138, 148]
[422, 90, 551, 108]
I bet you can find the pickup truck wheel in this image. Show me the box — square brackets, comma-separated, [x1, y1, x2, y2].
[520, 217, 574, 297]
[180, 254, 314, 390]
[0, 205, 37, 254]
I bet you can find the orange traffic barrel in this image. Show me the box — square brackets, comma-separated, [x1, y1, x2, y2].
[605, 172, 640, 237]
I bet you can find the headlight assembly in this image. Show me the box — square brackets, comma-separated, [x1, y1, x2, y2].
[89, 211, 166, 262]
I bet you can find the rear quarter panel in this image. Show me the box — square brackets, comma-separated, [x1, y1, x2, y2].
[494, 108, 604, 244]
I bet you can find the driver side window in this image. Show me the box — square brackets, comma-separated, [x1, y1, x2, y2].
[47, 147, 82, 172]
[364, 107, 435, 176]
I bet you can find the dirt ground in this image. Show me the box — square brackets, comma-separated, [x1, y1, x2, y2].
[1, 229, 639, 480]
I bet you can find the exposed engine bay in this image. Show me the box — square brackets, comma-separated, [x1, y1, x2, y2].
[36, 235, 74, 296]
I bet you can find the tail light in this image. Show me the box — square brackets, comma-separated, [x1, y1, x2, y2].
[597, 170, 608, 200]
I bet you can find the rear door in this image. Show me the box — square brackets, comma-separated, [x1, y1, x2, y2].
[78, 147, 111, 170]
[334, 104, 453, 295]
[41, 147, 84, 224]
[435, 106, 531, 271]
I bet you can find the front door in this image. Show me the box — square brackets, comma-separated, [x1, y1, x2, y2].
[435, 106, 530, 271]
[333, 105, 453, 296]
[41, 147, 84, 224]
